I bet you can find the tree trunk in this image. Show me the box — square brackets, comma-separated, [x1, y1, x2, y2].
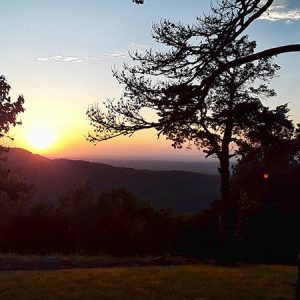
[218, 155, 235, 265]
[219, 157, 230, 245]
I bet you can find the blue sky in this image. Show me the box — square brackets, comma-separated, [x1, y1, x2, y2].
[1, 0, 300, 160]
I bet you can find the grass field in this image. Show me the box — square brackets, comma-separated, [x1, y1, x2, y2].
[0, 264, 296, 300]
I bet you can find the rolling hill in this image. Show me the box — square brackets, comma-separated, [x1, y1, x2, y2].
[3, 148, 220, 213]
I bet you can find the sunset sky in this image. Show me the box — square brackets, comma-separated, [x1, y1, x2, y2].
[1, 0, 300, 161]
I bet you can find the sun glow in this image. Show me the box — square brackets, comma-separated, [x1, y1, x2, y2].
[26, 127, 54, 150]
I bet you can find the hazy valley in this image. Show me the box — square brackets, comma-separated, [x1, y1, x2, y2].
[4, 148, 220, 213]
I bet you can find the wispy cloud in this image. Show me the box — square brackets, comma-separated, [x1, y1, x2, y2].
[261, 0, 300, 22]
[35, 44, 148, 63]
[36, 55, 86, 63]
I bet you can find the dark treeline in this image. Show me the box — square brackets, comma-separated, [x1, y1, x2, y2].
[0, 158, 299, 264]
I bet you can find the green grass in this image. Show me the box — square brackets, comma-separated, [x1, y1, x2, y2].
[0, 264, 296, 300]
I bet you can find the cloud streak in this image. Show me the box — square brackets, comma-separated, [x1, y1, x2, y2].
[36, 56, 86, 63]
[261, 0, 300, 21]
[35, 44, 147, 63]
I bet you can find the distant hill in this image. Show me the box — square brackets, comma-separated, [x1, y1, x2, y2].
[3, 148, 220, 213]
[96, 159, 221, 175]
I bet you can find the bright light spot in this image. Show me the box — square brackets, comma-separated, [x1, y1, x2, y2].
[263, 173, 269, 180]
[26, 127, 54, 150]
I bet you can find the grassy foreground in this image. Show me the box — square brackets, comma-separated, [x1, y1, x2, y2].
[0, 264, 296, 300]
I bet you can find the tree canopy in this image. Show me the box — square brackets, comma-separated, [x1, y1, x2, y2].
[231, 107, 300, 262]
[88, 0, 300, 145]
[0, 75, 24, 148]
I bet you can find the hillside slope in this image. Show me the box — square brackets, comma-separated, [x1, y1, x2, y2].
[4, 148, 220, 212]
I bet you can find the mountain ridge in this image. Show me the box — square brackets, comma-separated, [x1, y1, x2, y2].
[2, 148, 220, 213]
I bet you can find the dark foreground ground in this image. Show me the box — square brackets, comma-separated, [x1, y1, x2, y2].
[0, 263, 296, 300]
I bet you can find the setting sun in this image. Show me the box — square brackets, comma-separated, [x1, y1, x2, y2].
[26, 127, 54, 150]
